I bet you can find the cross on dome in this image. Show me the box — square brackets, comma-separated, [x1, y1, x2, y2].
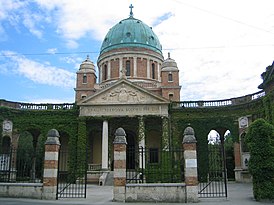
[129, 4, 134, 17]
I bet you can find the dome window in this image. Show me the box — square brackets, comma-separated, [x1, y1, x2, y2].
[103, 64, 107, 80]
[126, 32, 131, 37]
[126, 60, 131, 76]
[150, 36, 154, 40]
[152, 63, 156, 79]
[104, 38, 108, 42]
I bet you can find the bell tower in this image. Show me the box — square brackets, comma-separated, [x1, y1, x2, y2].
[161, 53, 181, 101]
[75, 55, 97, 102]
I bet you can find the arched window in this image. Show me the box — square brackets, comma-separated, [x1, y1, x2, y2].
[82, 74, 87, 84]
[169, 93, 174, 100]
[168, 73, 173, 82]
[126, 60, 131, 76]
[152, 63, 156, 79]
[104, 64, 107, 80]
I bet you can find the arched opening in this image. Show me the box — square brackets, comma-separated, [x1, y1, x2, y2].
[207, 129, 235, 180]
[168, 73, 173, 82]
[82, 74, 87, 84]
[1, 136, 11, 154]
[126, 131, 136, 169]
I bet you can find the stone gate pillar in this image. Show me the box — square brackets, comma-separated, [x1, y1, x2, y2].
[183, 126, 199, 203]
[113, 127, 127, 202]
[42, 129, 60, 200]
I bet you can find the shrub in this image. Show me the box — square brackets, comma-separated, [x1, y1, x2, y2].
[246, 119, 274, 201]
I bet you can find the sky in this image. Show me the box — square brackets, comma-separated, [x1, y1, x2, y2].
[0, 0, 274, 103]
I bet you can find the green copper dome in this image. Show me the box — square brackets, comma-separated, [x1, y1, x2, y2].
[100, 16, 162, 55]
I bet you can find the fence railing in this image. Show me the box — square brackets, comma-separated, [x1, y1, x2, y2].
[126, 147, 184, 184]
[0, 147, 44, 183]
[172, 90, 265, 109]
[0, 99, 75, 110]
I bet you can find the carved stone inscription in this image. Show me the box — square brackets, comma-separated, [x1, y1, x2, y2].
[80, 104, 168, 117]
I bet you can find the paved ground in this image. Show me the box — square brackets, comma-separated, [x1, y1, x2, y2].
[1, 182, 273, 205]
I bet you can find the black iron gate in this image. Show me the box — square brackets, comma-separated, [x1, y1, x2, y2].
[56, 149, 87, 199]
[198, 140, 228, 198]
[126, 147, 184, 184]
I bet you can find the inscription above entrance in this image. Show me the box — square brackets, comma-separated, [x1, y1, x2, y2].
[80, 104, 168, 117]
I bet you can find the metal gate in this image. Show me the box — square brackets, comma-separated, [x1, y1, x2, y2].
[56, 149, 87, 199]
[198, 140, 227, 198]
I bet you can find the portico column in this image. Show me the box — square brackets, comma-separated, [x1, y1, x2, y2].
[102, 120, 109, 170]
[138, 116, 145, 169]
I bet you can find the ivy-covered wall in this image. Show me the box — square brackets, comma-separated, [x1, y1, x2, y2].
[0, 106, 79, 150]
[1, 90, 274, 181]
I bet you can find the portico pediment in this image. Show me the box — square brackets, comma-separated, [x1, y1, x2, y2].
[78, 79, 168, 105]
[78, 79, 169, 117]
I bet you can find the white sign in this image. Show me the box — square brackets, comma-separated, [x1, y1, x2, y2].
[186, 159, 197, 168]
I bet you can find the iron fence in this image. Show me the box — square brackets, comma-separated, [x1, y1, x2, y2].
[198, 143, 227, 198]
[126, 147, 184, 184]
[0, 147, 44, 183]
[56, 149, 87, 199]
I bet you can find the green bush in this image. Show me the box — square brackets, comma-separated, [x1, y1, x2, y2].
[246, 119, 274, 201]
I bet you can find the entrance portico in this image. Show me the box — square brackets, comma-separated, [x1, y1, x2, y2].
[78, 79, 170, 171]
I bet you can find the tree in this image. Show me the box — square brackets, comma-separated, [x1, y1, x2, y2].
[246, 119, 274, 201]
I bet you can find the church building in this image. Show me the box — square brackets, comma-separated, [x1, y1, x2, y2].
[74, 6, 181, 171]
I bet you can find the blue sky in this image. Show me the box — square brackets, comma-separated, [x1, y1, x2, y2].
[0, 0, 274, 103]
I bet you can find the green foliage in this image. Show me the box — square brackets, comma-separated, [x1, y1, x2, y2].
[224, 135, 235, 180]
[144, 150, 183, 183]
[246, 118, 274, 201]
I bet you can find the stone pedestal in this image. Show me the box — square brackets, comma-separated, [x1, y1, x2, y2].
[42, 129, 60, 200]
[183, 126, 199, 203]
[113, 127, 127, 202]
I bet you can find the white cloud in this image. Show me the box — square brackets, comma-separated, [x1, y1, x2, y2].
[2, 51, 75, 88]
[1, 0, 274, 101]
[47, 48, 58, 54]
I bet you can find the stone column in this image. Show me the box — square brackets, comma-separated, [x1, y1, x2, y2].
[147, 59, 150, 78]
[42, 129, 60, 200]
[157, 62, 161, 81]
[133, 57, 137, 77]
[138, 116, 145, 169]
[99, 65, 102, 83]
[113, 127, 127, 202]
[119, 58, 123, 78]
[107, 61, 111, 79]
[183, 126, 199, 203]
[102, 120, 109, 170]
[161, 116, 169, 151]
